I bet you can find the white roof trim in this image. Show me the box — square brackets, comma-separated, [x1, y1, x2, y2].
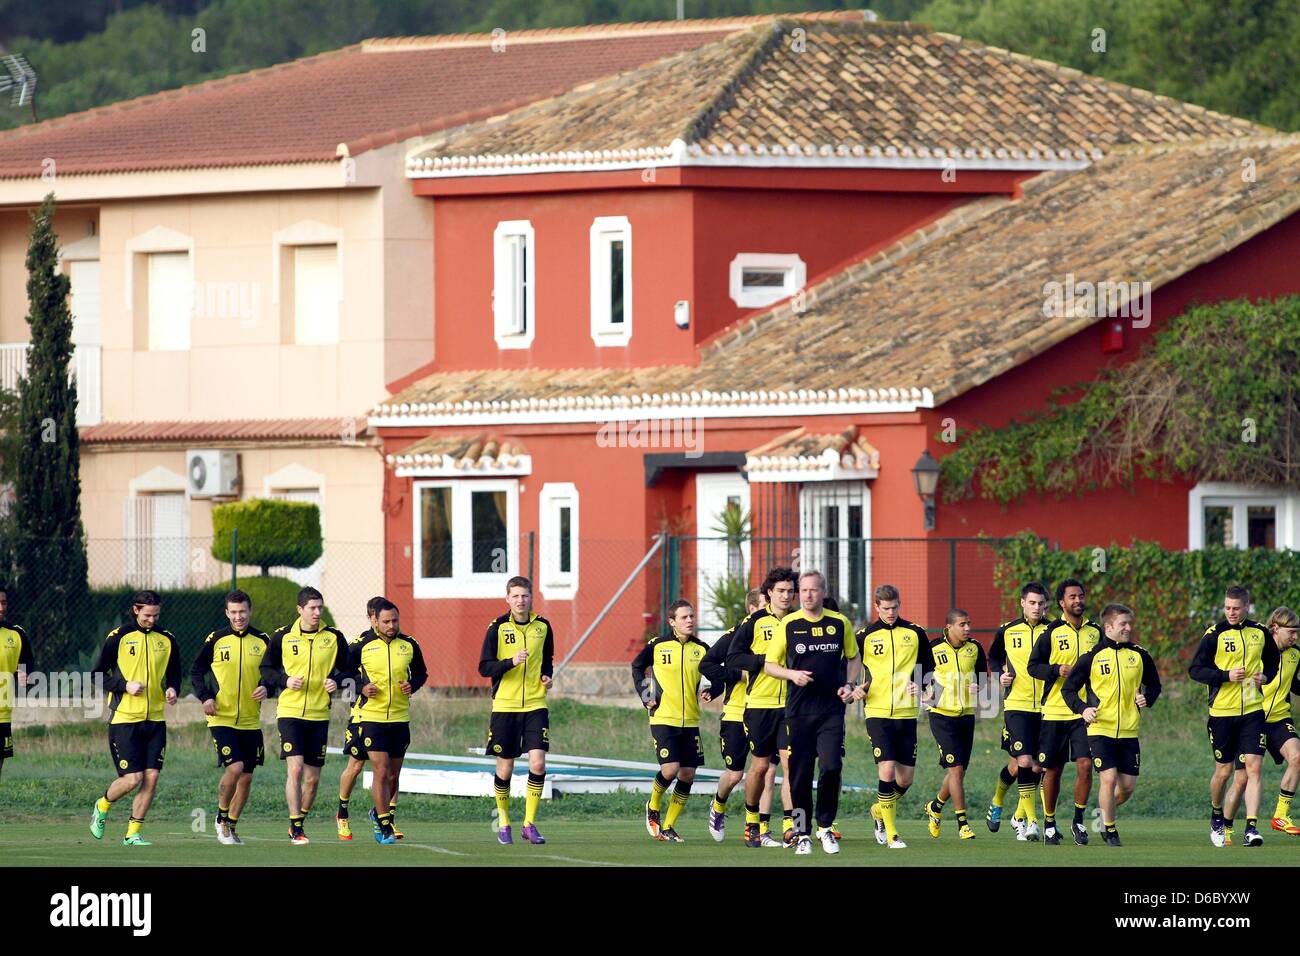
[370, 388, 934, 427]
[388, 452, 531, 478]
[406, 137, 1098, 178]
[747, 461, 880, 484]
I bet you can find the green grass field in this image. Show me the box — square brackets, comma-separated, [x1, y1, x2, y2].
[2, 820, 1295, 867]
[2, 687, 1297, 866]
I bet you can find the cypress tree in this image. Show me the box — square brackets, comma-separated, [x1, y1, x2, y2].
[7, 193, 91, 667]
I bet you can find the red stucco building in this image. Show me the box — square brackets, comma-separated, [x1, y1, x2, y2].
[370, 17, 1300, 684]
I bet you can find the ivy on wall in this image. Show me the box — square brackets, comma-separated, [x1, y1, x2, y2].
[939, 296, 1300, 505]
[991, 532, 1300, 661]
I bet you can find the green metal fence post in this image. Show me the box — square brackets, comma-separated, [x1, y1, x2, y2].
[230, 528, 238, 591]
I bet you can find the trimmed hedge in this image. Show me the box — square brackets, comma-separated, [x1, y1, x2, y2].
[993, 532, 1300, 663]
[211, 499, 323, 575]
[85, 577, 335, 689]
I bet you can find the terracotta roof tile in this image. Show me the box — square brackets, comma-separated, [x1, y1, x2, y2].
[386, 433, 527, 471]
[746, 426, 880, 473]
[408, 19, 1266, 174]
[0, 14, 867, 178]
[377, 134, 1300, 420]
[81, 419, 359, 444]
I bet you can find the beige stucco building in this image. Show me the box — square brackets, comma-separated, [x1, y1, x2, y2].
[0, 18, 769, 635]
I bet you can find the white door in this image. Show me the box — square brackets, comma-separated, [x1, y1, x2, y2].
[694, 473, 751, 639]
[267, 488, 324, 589]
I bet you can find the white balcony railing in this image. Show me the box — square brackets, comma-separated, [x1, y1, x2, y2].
[0, 342, 102, 426]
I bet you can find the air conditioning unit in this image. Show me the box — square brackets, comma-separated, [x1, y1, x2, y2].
[186, 450, 240, 498]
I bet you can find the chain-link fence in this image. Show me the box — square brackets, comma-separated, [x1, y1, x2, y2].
[0, 535, 383, 676]
[665, 536, 1018, 640]
[0, 532, 1019, 690]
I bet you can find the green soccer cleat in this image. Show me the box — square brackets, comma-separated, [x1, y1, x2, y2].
[122, 833, 152, 846]
[89, 804, 108, 840]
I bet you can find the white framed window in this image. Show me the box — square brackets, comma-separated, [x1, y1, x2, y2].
[124, 469, 190, 590]
[729, 253, 806, 309]
[493, 220, 535, 349]
[539, 482, 579, 599]
[590, 216, 631, 346]
[292, 244, 340, 345]
[1188, 482, 1297, 550]
[147, 252, 192, 351]
[799, 481, 871, 620]
[413, 479, 519, 598]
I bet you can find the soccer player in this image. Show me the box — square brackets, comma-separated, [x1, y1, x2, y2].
[727, 567, 800, 847]
[353, 598, 428, 844]
[261, 586, 351, 845]
[190, 589, 269, 846]
[0, 585, 34, 787]
[698, 588, 769, 844]
[1027, 578, 1101, 845]
[1224, 606, 1300, 835]
[479, 576, 554, 846]
[337, 596, 386, 841]
[632, 599, 709, 843]
[765, 570, 857, 855]
[89, 590, 182, 847]
[922, 608, 988, 841]
[1061, 603, 1161, 846]
[1189, 584, 1279, 848]
[987, 582, 1052, 840]
[855, 584, 931, 850]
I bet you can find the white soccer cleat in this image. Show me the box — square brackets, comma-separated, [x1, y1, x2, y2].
[1209, 825, 1226, 847]
[1023, 820, 1040, 842]
[888, 835, 908, 849]
[870, 802, 887, 845]
[759, 832, 783, 847]
[795, 835, 813, 855]
[216, 821, 236, 845]
[1011, 816, 1027, 839]
[817, 827, 841, 854]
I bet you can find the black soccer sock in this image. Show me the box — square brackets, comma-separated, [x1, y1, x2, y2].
[934, 796, 947, 811]
[378, 812, 393, 832]
[1074, 803, 1086, 826]
[217, 805, 229, 824]
[674, 778, 694, 798]
[338, 798, 349, 819]
[877, 779, 895, 802]
[894, 783, 910, 801]
[955, 809, 968, 827]
[1212, 803, 1224, 825]
[290, 813, 305, 829]
[1246, 816, 1258, 830]
[999, 766, 1016, 787]
[1224, 817, 1234, 830]
[1017, 765, 1037, 787]
[1045, 812, 1055, 826]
